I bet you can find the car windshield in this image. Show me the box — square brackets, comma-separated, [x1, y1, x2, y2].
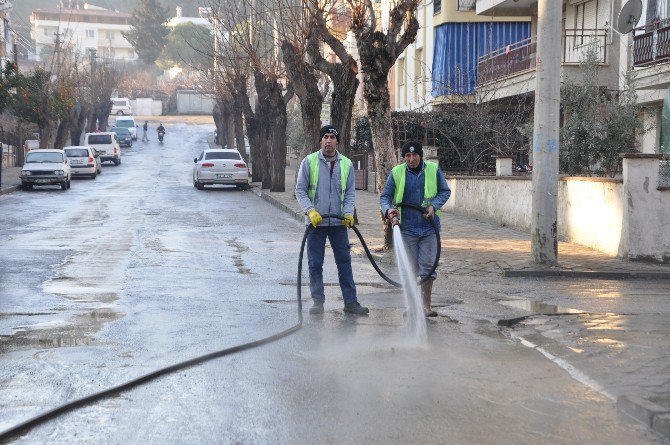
[112, 128, 131, 136]
[88, 135, 112, 144]
[65, 148, 89, 157]
[113, 100, 127, 106]
[25, 152, 63, 163]
[115, 120, 134, 128]
[205, 152, 241, 160]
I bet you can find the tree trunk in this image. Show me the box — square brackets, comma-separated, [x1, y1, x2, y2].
[54, 118, 71, 150]
[221, 99, 235, 150]
[254, 71, 277, 190]
[39, 121, 56, 149]
[280, 40, 323, 186]
[364, 72, 397, 249]
[212, 102, 223, 145]
[330, 59, 359, 157]
[232, 94, 247, 160]
[70, 104, 87, 146]
[267, 79, 288, 192]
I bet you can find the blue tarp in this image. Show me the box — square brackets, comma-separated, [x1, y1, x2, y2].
[432, 22, 531, 96]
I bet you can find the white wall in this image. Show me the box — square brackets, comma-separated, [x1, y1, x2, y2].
[442, 166, 670, 261]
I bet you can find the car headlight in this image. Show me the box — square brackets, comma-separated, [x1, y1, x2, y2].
[55, 170, 64, 175]
[22, 170, 31, 176]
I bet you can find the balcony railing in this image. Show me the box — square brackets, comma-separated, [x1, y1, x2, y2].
[477, 29, 608, 86]
[633, 18, 670, 67]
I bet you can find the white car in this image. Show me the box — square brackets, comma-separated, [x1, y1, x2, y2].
[111, 98, 132, 116]
[84, 132, 122, 165]
[193, 149, 249, 190]
[114, 116, 137, 140]
[20, 149, 72, 190]
[64, 146, 102, 179]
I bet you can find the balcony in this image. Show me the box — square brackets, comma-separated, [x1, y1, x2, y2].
[633, 18, 670, 68]
[477, 29, 608, 86]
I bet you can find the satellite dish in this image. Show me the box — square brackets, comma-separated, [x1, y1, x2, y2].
[616, 0, 642, 34]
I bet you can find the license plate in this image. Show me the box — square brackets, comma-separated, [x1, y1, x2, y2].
[71, 159, 84, 165]
[35, 179, 51, 184]
[217, 174, 232, 179]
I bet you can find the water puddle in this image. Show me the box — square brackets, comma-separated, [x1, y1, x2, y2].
[0, 308, 123, 353]
[499, 298, 584, 314]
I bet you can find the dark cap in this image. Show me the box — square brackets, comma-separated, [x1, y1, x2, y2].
[319, 125, 340, 142]
[401, 141, 423, 158]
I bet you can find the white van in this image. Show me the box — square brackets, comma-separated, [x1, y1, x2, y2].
[111, 98, 132, 116]
[114, 116, 137, 140]
[85, 132, 122, 166]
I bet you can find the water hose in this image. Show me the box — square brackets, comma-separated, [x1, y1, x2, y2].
[0, 206, 440, 442]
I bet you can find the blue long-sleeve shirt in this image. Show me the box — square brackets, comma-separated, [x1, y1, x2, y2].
[380, 162, 451, 236]
[295, 150, 356, 226]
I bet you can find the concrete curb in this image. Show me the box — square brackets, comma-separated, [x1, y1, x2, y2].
[502, 317, 670, 442]
[502, 269, 670, 280]
[617, 395, 670, 440]
[251, 186, 304, 223]
[0, 185, 20, 195]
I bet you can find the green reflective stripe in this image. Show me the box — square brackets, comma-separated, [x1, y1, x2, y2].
[307, 151, 352, 214]
[391, 161, 441, 222]
[307, 152, 319, 201]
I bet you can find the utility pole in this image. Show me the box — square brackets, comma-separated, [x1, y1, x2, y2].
[531, 0, 562, 265]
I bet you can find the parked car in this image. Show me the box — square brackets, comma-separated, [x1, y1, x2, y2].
[193, 149, 249, 190]
[20, 149, 71, 190]
[114, 116, 137, 140]
[84, 132, 122, 166]
[111, 98, 132, 116]
[111, 127, 133, 147]
[64, 146, 101, 179]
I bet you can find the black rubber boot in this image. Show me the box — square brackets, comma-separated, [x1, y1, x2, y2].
[309, 300, 324, 315]
[343, 301, 369, 315]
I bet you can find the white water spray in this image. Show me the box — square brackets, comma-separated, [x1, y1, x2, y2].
[392, 225, 427, 345]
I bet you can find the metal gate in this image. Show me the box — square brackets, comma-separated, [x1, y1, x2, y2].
[351, 153, 368, 190]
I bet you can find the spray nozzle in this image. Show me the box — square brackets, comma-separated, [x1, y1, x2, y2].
[391, 216, 400, 226]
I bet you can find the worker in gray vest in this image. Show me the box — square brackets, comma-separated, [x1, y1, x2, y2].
[295, 125, 368, 316]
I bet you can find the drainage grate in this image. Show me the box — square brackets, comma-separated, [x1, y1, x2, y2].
[660, 157, 670, 188]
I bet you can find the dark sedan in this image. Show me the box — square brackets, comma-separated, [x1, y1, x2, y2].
[111, 127, 133, 147]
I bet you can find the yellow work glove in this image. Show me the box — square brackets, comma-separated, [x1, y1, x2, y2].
[307, 209, 322, 228]
[343, 213, 355, 228]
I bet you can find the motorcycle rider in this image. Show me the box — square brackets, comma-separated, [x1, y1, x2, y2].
[157, 123, 166, 141]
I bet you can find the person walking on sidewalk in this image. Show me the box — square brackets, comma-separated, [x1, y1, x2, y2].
[380, 141, 451, 317]
[295, 125, 369, 316]
[142, 121, 149, 142]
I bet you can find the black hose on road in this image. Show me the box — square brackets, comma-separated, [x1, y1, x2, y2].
[0, 205, 440, 443]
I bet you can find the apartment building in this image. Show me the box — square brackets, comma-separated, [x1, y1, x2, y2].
[0, 0, 13, 66]
[475, 0, 669, 153]
[392, 0, 529, 112]
[30, 3, 136, 62]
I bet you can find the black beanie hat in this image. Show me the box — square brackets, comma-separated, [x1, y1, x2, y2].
[319, 125, 340, 142]
[401, 141, 423, 158]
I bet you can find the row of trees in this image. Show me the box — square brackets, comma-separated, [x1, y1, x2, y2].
[0, 43, 121, 159]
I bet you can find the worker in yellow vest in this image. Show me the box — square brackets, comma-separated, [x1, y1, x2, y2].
[295, 125, 369, 316]
[380, 141, 451, 317]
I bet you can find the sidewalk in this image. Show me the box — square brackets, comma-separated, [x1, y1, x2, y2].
[0, 166, 21, 195]
[252, 167, 670, 279]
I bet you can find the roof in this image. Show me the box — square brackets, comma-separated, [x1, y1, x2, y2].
[32, 8, 131, 19]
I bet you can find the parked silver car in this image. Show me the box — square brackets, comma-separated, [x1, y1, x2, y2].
[193, 149, 249, 190]
[64, 146, 102, 179]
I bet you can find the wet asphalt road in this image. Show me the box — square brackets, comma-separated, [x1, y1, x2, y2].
[0, 123, 665, 444]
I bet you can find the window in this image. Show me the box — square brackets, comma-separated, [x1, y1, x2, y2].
[86, 29, 95, 38]
[434, 0, 441, 15]
[43, 27, 50, 36]
[87, 134, 112, 144]
[65, 149, 90, 158]
[205, 152, 242, 160]
[398, 57, 406, 107]
[25, 152, 64, 163]
[106, 31, 114, 41]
